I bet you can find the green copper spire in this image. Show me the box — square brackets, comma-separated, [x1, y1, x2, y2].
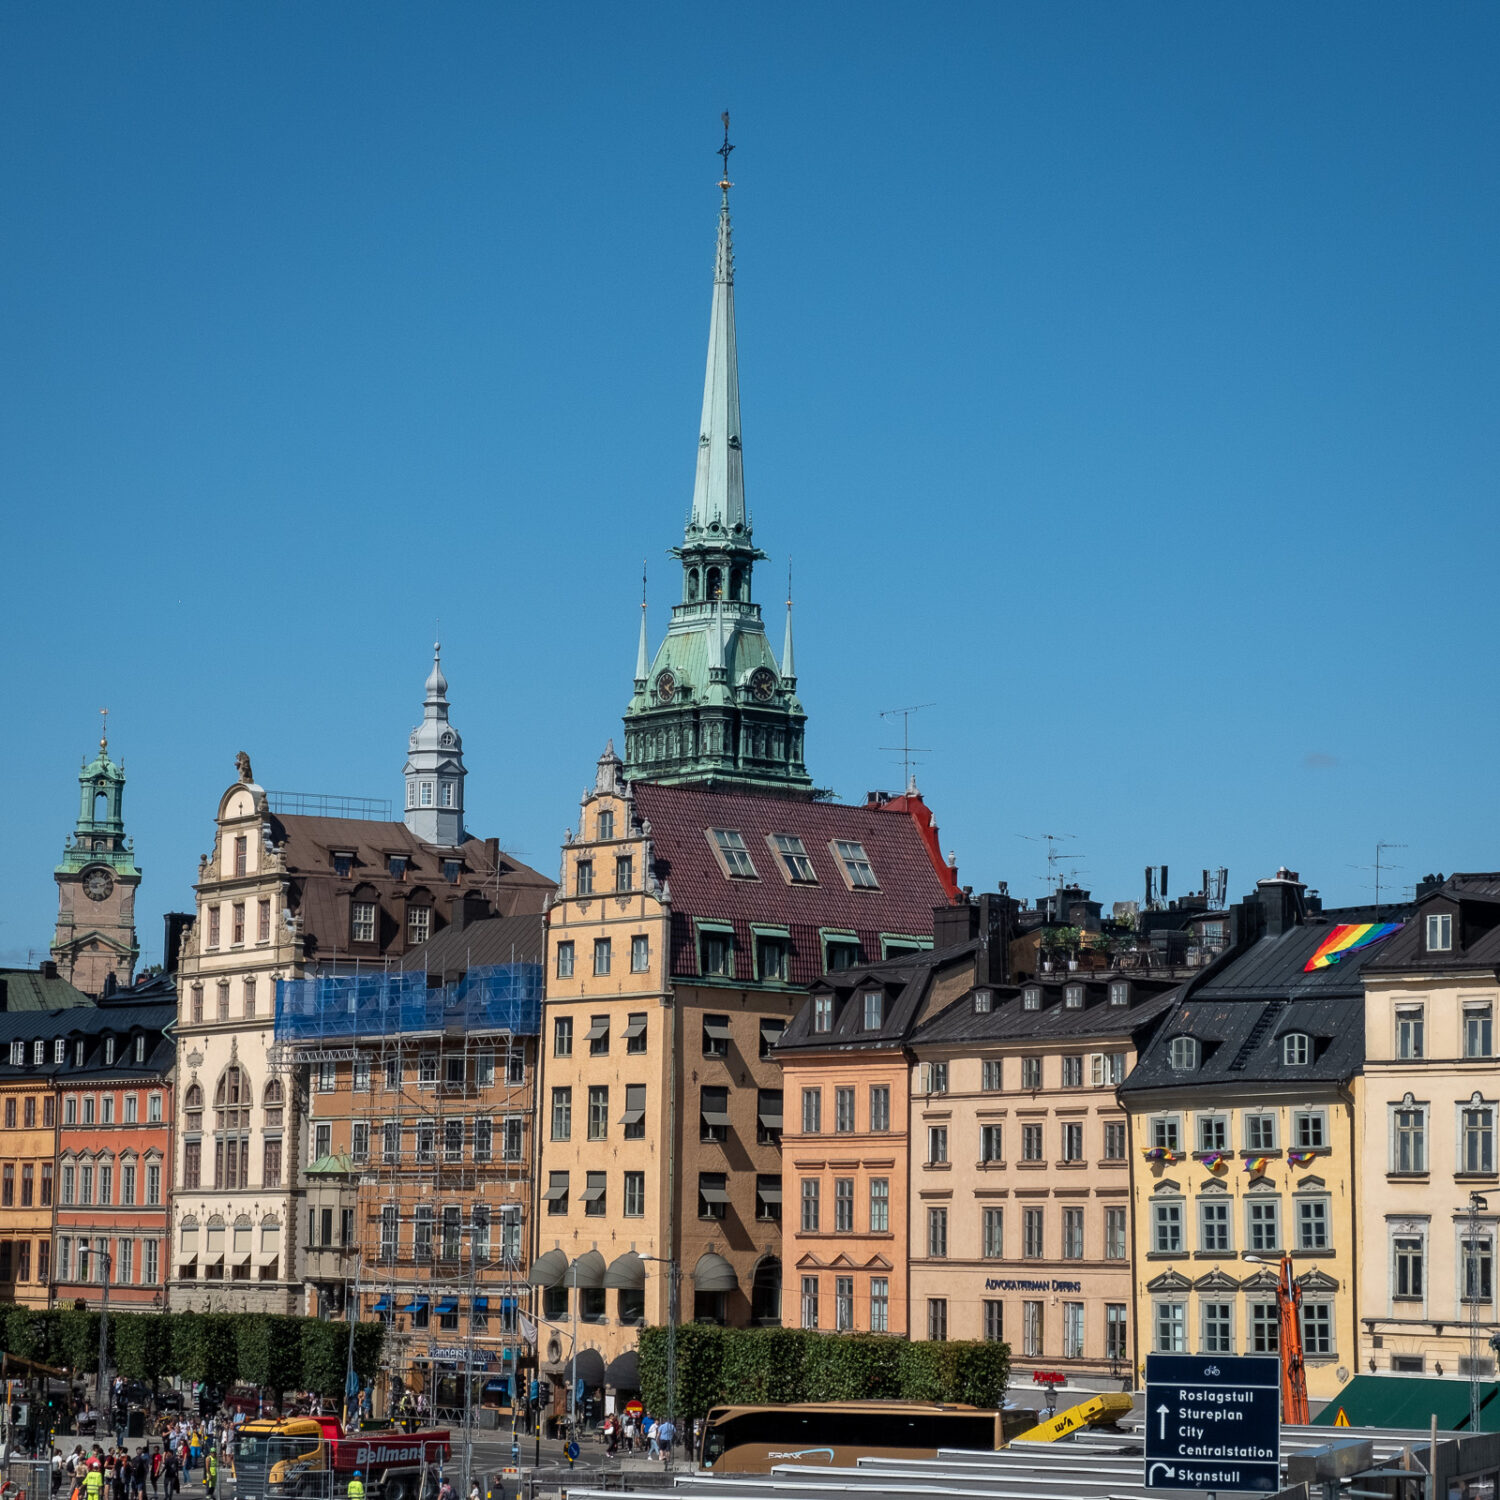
[623, 120, 812, 797]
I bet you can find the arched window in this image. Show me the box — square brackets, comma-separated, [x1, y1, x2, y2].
[730, 568, 743, 600]
[687, 569, 700, 601]
[214, 1066, 247, 1110]
[184, 1084, 203, 1114]
[1168, 1036, 1201, 1072]
[264, 1079, 283, 1106]
[750, 1255, 781, 1324]
[94, 792, 108, 823]
[214, 1066, 250, 1189]
[1282, 1033, 1311, 1066]
[707, 567, 722, 599]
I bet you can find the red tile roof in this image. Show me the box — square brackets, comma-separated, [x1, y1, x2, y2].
[631, 783, 958, 986]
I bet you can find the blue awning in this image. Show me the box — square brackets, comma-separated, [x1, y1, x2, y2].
[399, 1297, 429, 1313]
[500, 1297, 516, 1312]
[371, 1296, 393, 1313]
[473, 1297, 489, 1310]
[436, 1298, 458, 1314]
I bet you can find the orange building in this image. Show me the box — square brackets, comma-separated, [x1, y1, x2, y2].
[775, 897, 1012, 1336]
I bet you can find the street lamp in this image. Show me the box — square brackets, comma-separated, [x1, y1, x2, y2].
[638, 1256, 681, 1447]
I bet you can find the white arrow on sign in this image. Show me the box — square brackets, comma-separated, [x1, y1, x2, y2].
[1147, 1463, 1176, 1484]
[1157, 1403, 1170, 1439]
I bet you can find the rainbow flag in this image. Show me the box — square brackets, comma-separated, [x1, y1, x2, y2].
[1305, 921, 1403, 972]
[1288, 1150, 1317, 1166]
[1200, 1152, 1229, 1172]
[1245, 1155, 1271, 1176]
[1143, 1147, 1180, 1164]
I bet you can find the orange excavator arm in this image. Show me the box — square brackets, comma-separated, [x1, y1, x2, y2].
[1274, 1253, 1310, 1426]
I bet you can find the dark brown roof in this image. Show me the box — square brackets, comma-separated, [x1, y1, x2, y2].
[631, 783, 956, 986]
[399, 912, 546, 978]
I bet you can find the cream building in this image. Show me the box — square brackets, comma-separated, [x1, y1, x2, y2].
[1358, 873, 1500, 1381]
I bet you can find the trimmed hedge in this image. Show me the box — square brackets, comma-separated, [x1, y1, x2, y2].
[637, 1326, 1009, 1422]
[2, 1307, 384, 1396]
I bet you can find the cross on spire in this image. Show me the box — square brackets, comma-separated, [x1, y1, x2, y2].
[718, 110, 734, 190]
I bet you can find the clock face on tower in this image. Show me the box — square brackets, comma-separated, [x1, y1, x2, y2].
[82, 868, 114, 902]
[749, 668, 777, 702]
[657, 671, 677, 704]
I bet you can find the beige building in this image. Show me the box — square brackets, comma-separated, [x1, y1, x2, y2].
[906, 971, 1177, 1384]
[1358, 873, 1500, 1381]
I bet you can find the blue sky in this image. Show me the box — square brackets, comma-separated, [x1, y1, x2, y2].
[4, 3, 1497, 967]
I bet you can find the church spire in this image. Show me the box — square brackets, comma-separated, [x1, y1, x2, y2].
[403, 643, 467, 846]
[783, 562, 797, 684]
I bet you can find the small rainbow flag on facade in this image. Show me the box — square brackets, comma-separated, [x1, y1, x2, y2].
[1143, 1147, 1180, 1164]
[1288, 1150, 1317, 1166]
[1200, 1152, 1230, 1172]
[1305, 921, 1403, 972]
[1245, 1155, 1271, 1176]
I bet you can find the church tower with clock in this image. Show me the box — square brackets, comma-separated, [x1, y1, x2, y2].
[52, 721, 142, 994]
[623, 130, 813, 798]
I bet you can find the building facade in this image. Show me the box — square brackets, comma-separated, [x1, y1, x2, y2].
[52, 728, 142, 995]
[1358, 873, 1500, 1380]
[906, 968, 1178, 1386]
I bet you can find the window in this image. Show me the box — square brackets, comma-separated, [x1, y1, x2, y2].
[870, 1178, 890, 1233]
[982, 1299, 1004, 1342]
[619, 1169, 645, 1218]
[772, 834, 818, 883]
[826, 1275, 852, 1332]
[83, 1094, 95, 1124]
[928, 1298, 948, 1341]
[1463, 1104, 1496, 1174]
[1063, 1208, 1084, 1259]
[1394, 1234, 1424, 1298]
[1155, 1300, 1187, 1353]
[1283, 1032, 1311, 1065]
[418, 1052, 439, 1087]
[1168, 1036, 1201, 1071]
[544, 1169, 569, 1217]
[53, 1040, 64, 1064]
[756, 936, 788, 981]
[407, 906, 431, 946]
[555, 943, 575, 980]
[575, 860, 593, 896]
[973, 989, 992, 1013]
[1105, 1122, 1128, 1160]
[216, 983, 229, 1021]
[1063, 1301, 1085, 1358]
[1294, 1111, 1326, 1150]
[384, 1057, 401, 1089]
[1200, 1199, 1232, 1253]
[351, 902, 376, 943]
[207, 906, 221, 947]
[1394, 1105, 1427, 1172]
[1107, 1304, 1128, 1360]
[1110, 980, 1130, 1007]
[801, 1276, 819, 1329]
[550, 1088, 572, 1141]
[350, 1122, 369, 1163]
[862, 991, 884, 1029]
[756, 1174, 781, 1222]
[1427, 912, 1453, 951]
[983, 1207, 1004, 1258]
[1298, 1197, 1329, 1250]
[553, 1016, 573, 1057]
[1301, 1300, 1333, 1356]
[381, 1121, 401, 1164]
[416, 1120, 436, 1163]
[834, 840, 878, 889]
[701, 930, 732, 977]
[800, 1179, 820, 1232]
[702, 1014, 731, 1057]
[928, 1207, 948, 1258]
[1021, 1056, 1041, 1090]
[872, 1279, 890, 1333]
[587, 1015, 610, 1055]
[21, 1164, 33, 1207]
[1024, 1207, 1044, 1258]
[835, 1178, 854, 1233]
[1203, 1301, 1234, 1354]
[981, 1124, 1004, 1163]
[1022, 1123, 1044, 1161]
[442, 857, 461, 882]
[801, 1088, 822, 1134]
[44, 1096, 54, 1126]
[1062, 1055, 1083, 1088]
[231, 903, 246, 945]
[1246, 1112, 1276, 1151]
[1023, 986, 1041, 1011]
[1064, 984, 1083, 1009]
[1247, 1196, 1281, 1251]
[1106, 1206, 1128, 1259]
[1397, 1005, 1425, 1059]
[812, 994, 833, 1032]
[1, 1096, 11, 1125]
[615, 855, 633, 892]
[711, 828, 758, 878]
[623, 1083, 647, 1140]
[981, 1059, 1002, 1091]
[629, 935, 650, 974]
[258, 898, 271, 941]
[699, 1086, 728, 1143]
[1024, 1300, 1044, 1357]
[1466, 1005, 1494, 1059]
[926, 1060, 949, 1095]
[1462, 1235, 1494, 1303]
[759, 1018, 786, 1058]
[593, 939, 611, 975]
[1198, 1115, 1229, 1153]
[1153, 1198, 1184, 1253]
[1062, 1122, 1084, 1161]
[412, 1205, 434, 1261]
[583, 1170, 607, 1217]
[835, 1087, 855, 1133]
[869, 1085, 890, 1132]
[471, 1116, 494, 1162]
[928, 1125, 948, 1164]
[1250, 1302, 1279, 1353]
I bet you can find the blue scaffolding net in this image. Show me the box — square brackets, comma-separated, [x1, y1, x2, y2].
[275, 963, 543, 1043]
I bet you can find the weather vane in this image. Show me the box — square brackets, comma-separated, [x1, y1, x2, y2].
[99, 706, 109, 751]
[718, 110, 734, 189]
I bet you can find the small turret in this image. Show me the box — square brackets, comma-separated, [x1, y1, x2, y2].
[402, 643, 467, 847]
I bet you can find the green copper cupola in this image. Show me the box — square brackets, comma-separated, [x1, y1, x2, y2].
[624, 129, 812, 797]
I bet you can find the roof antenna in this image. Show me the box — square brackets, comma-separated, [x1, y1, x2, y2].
[879, 703, 934, 794]
[718, 110, 734, 191]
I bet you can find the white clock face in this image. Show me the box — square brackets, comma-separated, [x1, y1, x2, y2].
[83, 869, 113, 902]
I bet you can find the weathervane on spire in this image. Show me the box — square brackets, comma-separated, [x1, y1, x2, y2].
[718, 110, 734, 191]
[99, 707, 109, 752]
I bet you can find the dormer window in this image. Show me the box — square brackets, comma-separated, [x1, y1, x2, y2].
[862, 992, 884, 1030]
[333, 852, 354, 878]
[1023, 987, 1042, 1011]
[104, 1037, 116, 1066]
[833, 840, 878, 890]
[389, 855, 407, 880]
[7, 1042, 21, 1066]
[1064, 985, 1084, 1009]
[812, 995, 833, 1033]
[1282, 1032, 1311, 1066]
[442, 859, 461, 884]
[974, 990, 993, 1014]
[134, 1035, 145, 1064]
[1427, 913, 1453, 952]
[1168, 1036, 1201, 1072]
[710, 829, 758, 879]
[1110, 981, 1130, 1007]
[772, 834, 818, 884]
[32, 1041, 43, 1066]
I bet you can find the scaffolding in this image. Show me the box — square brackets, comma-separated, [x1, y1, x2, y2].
[275, 960, 543, 1472]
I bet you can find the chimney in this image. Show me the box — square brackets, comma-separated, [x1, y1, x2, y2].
[978, 892, 1017, 985]
[162, 913, 194, 977]
[932, 897, 979, 950]
[1256, 867, 1307, 935]
[39, 960, 58, 980]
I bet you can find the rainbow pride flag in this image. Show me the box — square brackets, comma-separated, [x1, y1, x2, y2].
[1245, 1155, 1271, 1176]
[1288, 1150, 1317, 1167]
[1305, 921, 1404, 972]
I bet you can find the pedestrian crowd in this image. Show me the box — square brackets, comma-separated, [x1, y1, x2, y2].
[601, 1410, 677, 1460]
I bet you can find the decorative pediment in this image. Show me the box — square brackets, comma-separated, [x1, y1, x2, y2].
[794, 1253, 827, 1270]
[1242, 1268, 1280, 1290]
[1152, 1177, 1183, 1195]
[827, 1253, 857, 1269]
[1198, 1178, 1228, 1195]
[1194, 1269, 1242, 1292]
[1295, 1175, 1328, 1192]
[1296, 1268, 1340, 1293]
[860, 1254, 893, 1271]
[1147, 1270, 1192, 1293]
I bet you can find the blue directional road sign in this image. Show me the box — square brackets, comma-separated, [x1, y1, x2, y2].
[1144, 1354, 1281, 1493]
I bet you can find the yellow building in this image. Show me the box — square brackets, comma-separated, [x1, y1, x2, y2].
[1120, 871, 1397, 1400]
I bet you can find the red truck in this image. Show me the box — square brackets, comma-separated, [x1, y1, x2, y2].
[236, 1415, 452, 1500]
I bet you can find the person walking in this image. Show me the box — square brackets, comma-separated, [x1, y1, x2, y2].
[149, 1447, 162, 1500]
[161, 1449, 179, 1500]
[346, 1470, 365, 1500]
[202, 1449, 217, 1500]
[656, 1418, 675, 1462]
[83, 1462, 103, 1500]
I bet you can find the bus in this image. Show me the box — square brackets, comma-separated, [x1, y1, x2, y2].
[698, 1401, 1041, 1473]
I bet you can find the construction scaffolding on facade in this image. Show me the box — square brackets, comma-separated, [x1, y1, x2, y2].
[275, 959, 542, 1443]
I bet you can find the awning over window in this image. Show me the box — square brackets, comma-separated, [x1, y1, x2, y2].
[695, 919, 735, 935]
[757, 1182, 783, 1204]
[570, 1249, 607, 1288]
[228, 1252, 250, 1267]
[543, 1179, 569, 1202]
[619, 1105, 645, 1126]
[698, 1184, 731, 1205]
[750, 924, 790, 939]
[621, 1018, 647, 1040]
[603, 1251, 646, 1291]
[702, 1018, 733, 1040]
[584, 1019, 609, 1040]
[435, 1299, 459, 1315]
[573, 1349, 606, 1389]
[371, 1296, 393, 1313]
[757, 1103, 783, 1128]
[399, 1297, 429, 1313]
[473, 1297, 489, 1311]
[692, 1250, 738, 1292]
[700, 1108, 731, 1127]
[604, 1350, 639, 1391]
[527, 1248, 569, 1287]
[579, 1183, 606, 1203]
[760, 1020, 786, 1044]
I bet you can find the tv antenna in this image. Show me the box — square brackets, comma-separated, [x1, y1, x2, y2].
[1018, 833, 1082, 895]
[879, 703, 934, 792]
[1348, 840, 1406, 918]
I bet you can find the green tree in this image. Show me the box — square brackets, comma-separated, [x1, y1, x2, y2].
[803, 1333, 902, 1401]
[6, 1308, 60, 1367]
[351, 1323, 385, 1384]
[236, 1316, 303, 1399]
[58, 1309, 103, 1375]
[719, 1328, 808, 1404]
[172, 1312, 239, 1390]
[113, 1314, 174, 1387]
[637, 1324, 727, 1422]
[300, 1320, 348, 1398]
